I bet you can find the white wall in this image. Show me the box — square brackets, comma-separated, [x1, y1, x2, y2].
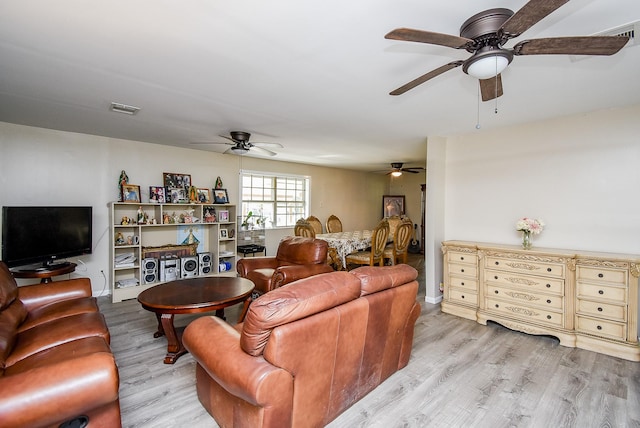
[0, 122, 386, 295]
[424, 104, 640, 302]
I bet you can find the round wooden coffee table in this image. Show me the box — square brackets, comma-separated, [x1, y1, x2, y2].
[137, 276, 254, 364]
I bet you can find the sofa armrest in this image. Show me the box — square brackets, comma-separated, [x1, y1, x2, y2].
[17, 278, 92, 311]
[183, 316, 293, 407]
[272, 264, 334, 289]
[0, 352, 119, 428]
[237, 257, 278, 278]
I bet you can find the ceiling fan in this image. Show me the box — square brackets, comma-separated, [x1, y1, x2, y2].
[191, 131, 283, 156]
[384, 162, 425, 177]
[385, 0, 630, 101]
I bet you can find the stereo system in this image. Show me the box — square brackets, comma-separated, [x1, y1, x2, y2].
[198, 252, 212, 275]
[181, 256, 199, 278]
[141, 253, 217, 284]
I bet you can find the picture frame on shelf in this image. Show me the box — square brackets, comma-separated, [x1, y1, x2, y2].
[163, 172, 191, 191]
[197, 188, 211, 204]
[168, 187, 188, 204]
[149, 186, 166, 203]
[213, 188, 229, 204]
[122, 184, 141, 203]
[220, 229, 228, 239]
[218, 210, 229, 222]
[382, 195, 405, 217]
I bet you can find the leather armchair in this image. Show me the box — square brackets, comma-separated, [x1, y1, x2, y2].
[237, 236, 333, 294]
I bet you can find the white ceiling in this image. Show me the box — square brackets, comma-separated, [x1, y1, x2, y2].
[1, 1, 639, 172]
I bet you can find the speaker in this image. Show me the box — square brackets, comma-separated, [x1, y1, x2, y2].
[142, 258, 158, 284]
[198, 252, 212, 275]
[181, 256, 199, 278]
[160, 257, 180, 282]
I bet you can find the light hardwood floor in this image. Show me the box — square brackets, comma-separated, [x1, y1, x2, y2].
[98, 255, 640, 428]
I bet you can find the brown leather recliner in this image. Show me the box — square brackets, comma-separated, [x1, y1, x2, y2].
[236, 236, 334, 295]
[0, 261, 121, 428]
[183, 264, 421, 428]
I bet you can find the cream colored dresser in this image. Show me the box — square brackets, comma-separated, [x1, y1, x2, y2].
[441, 241, 640, 362]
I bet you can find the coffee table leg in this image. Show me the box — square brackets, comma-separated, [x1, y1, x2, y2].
[160, 313, 187, 364]
[153, 313, 165, 338]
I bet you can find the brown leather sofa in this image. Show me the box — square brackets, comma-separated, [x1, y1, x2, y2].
[183, 264, 421, 428]
[236, 236, 334, 295]
[0, 261, 121, 428]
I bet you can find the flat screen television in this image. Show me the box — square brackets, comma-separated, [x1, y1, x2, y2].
[2, 206, 92, 269]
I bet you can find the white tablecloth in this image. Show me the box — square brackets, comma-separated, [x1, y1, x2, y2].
[316, 230, 372, 269]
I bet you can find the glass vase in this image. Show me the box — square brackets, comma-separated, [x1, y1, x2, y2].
[522, 231, 532, 249]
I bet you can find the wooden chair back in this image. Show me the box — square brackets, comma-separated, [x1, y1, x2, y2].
[294, 219, 316, 238]
[370, 219, 390, 265]
[391, 220, 413, 264]
[326, 215, 343, 233]
[306, 216, 323, 235]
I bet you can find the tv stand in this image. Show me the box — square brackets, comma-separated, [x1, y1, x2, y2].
[11, 262, 76, 283]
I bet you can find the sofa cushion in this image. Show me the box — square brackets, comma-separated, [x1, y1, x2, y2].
[351, 265, 418, 296]
[5, 311, 110, 366]
[275, 236, 328, 266]
[18, 297, 99, 332]
[241, 271, 360, 356]
[0, 262, 18, 311]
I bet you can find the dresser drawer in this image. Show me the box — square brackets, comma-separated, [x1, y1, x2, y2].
[576, 266, 627, 286]
[449, 289, 478, 306]
[447, 251, 476, 265]
[448, 275, 478, 292]
[448, 262, 477, 277]
[484, 256, 564, 278]
[576, 299, 626, 322]
[577, 282, 627, 304]
[484, 268, 564, 295]
[486, 297, 563, 327]
[576, 315, 626, 340]
[487, 285, 563, 310]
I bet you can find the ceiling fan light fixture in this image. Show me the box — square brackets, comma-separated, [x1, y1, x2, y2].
[462, 47, 513, 80]
[391, 170, 403, 177]
[231, 146, 249, 155]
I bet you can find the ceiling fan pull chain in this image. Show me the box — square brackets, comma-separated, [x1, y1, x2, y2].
[476, 83, 481, 129]
[494, 57, 499, 114]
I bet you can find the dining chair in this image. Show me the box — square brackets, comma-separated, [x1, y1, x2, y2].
[306, 215, 323, 235]
[345, 219, 389, 269]
[294, 219, 316, 238]
[325, 214, 343, 233]
[386, 215, 402, 240]
[383, 219, 413, 265]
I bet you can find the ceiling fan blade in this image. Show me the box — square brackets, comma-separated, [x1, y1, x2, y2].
[402, 169, 422, 173]
[390, 61, 463, 96]
[513, 36, 630, 56]
[248, 146, 278, 157]
[501, 0, 569, 38]
[479, 75, 504, 102]
[253, 141, 284, 148]
[219, 134, 236, 142]
[385, 28, 474, 49]
[190, 141, 233, 146]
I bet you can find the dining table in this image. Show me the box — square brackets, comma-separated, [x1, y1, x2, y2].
[315, 230, 373, 270]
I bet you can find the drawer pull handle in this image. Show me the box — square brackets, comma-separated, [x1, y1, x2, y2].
[495, 304, 499, 308]
[546, 299, 551, 304]
[494, 276, 498, 280]
[461, 282, 465, 286]
[597, 307, 603, 312]
[546, 284, 551, 288]
[494, 290, 499, 294]
[598, 273, 604, 278]
[597, 325, 603, 330]
[495, 261, 499, 265]
[461, 268, 465, 273]
[460, 257, 464, 260]
[546, 315, 552, 320]
[598, 290, 604, 295]
[547, 268, 552, 272]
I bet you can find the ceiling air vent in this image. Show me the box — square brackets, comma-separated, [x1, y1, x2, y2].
[570, 20, 638, 62]
[109, 102, 140, 115]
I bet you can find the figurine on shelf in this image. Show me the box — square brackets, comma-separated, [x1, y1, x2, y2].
[118, 170, 129, 202]
[121, 216, 130, 225]
[215, 176, 223, 190]
[163, 213, 170, 224]
[115, 232, 125, 245]
[189, 186, 198, 203]
[137, 206, 145, 224]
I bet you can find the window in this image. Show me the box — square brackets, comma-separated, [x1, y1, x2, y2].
[240, 171, 309, 228]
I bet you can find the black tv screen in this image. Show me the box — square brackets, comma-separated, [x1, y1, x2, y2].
[2, 206, 93, 268]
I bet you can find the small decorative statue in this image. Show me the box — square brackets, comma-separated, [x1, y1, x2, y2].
[121, 216, 130, 225]
[118, 170, 129, 202]
[137, 206, 145, 224]
[215, 176, 223, 190]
